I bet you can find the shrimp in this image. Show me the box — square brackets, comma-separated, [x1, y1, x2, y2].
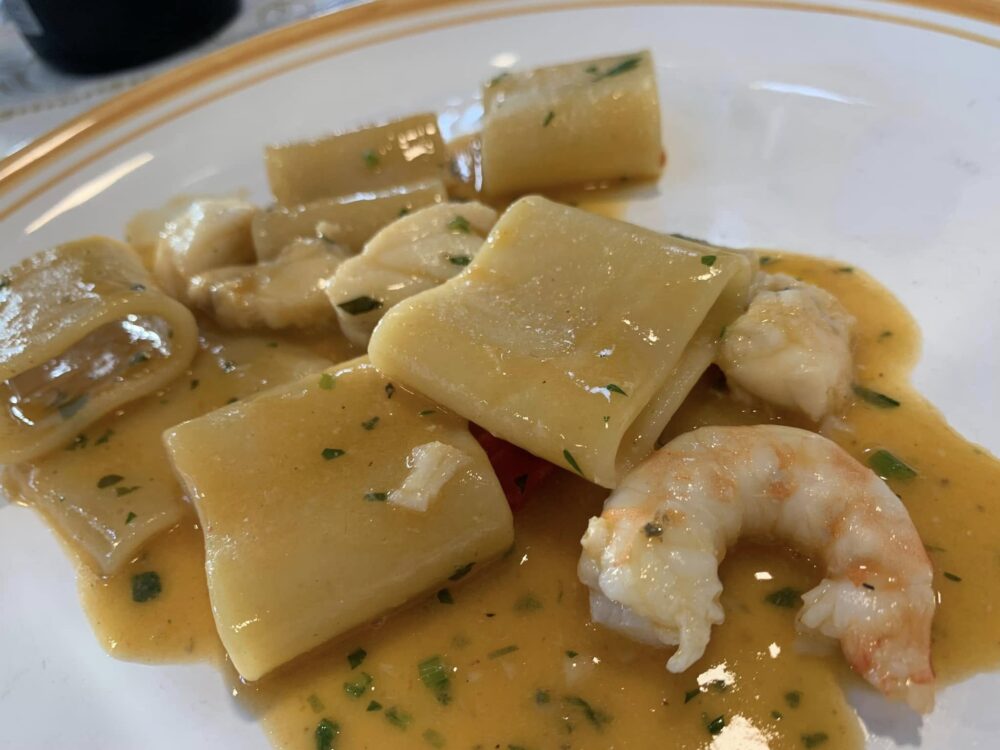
[578, 424, 935, 712]
[717, 273, 855, 421]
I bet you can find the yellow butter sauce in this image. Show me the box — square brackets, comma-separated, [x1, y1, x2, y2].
[29, 252, 1000, 749]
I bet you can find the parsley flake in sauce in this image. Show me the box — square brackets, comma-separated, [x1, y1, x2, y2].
[418, 655, 452, 705]
[115, 485, 139, 497]
[385, 383, 395, 399]
[437, 588, 454, 604]
[95, 429, 113, 445]
[852, 384, 900, 408]
[765, 587, 802, 608]
[802, 732, 829, 748]
[488, 644, 519, 659]
[449, 562, 474, 581]
[643, 522, 663, 538]
[58, 395, 88, 420]
[564, 695, 612, 729]
[543, 110, 556, 127]
[343, 672, 373, 698]
[423, 729, 446, 748]
[384, 706, 412, 729]
[364, 491, 388, 502]
[366, 700, 382, 712]
[125, 512, 137, 524]
[314, 718, 340, 750]
[785, 690, 802, 708]
[590, 55, 641, 81]
[701, 255, 717, 267]
[447, 215, 471, 233]
[535, 689, 551, 705]
[322, 448, 345, 460]
[362, 149, 380, 169]
[338, 295, 382, 315]
[606, 384, 627, 396]
[706, 715, 726, 735]
[869, 449, 917, 480]
[563, 449, 584, 476]
[131, 571, 162, 602]
[943, 571, 963, 582]
[97, 474, 124, 489]
[319, 373, 336, 390]
[448, 254, 472, 266]
[347, 647, 367, 669]
[362, 416, 380, 430]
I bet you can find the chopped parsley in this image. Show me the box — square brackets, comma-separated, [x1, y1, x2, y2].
[785, 690, 802, 708]
[565, 650, 578, 659]
[418, 655, 452, 705]
[869, 449, 917, 480]
[125, 512, 137, 525]
[701, 255, 717, 267]
[605, 384, 627, 396]
[338, 296, 382, 315]
[131, 571, 161, 602]
[802, 732, 829, 748]
[771, 710, 784, 720]
[384, 706, 412, 730]
[343, 671, 373, 698]
[398, 206, 411, 217]
[58, 395, 88, 420]
[449, 562, 474, 581]
[684, 688, 700, 703]
[447, 215, 471, 233]
[514, 594, 543, 612]
[448, 254, 472, 266]
[362, 149, 380, 169]
[115, 485, 140, 497]
[95, 429, 113, 445]
[543, 110, 555, 127]
[347, 647, 367, 669]
[836, 266, 854, 273]
[765, 587, 802, 608]
[307, 694, 325, 712]
[564, 695, 612, 729]
[362, 416, 380, 430]
[852, 384, 900, 408]
[643, 522, 663, 538]
[319, 373, 336, 390]
[943, 571, 962, 582]
[563, 449, 584, 476]
[322, 448, 345, 460]
[366, 700, 382, 712]
[423, 729, 446, 748]
[97, 474, 124, 489]
[535, 689, 551, 705]
[706, 715, 726, 735]
[760, 256, 776, 266]
[364, 491, 389, 502]
[488, 644, 519, 659]
[129, 351, 150, 366]
[590, 55, 642, 81]
[437, 588, 454, 604]
[190, 379, 200, 390]
[385, 383, 395, 399]
[314, 718, 340, 750]
[419, 409, 437, 417]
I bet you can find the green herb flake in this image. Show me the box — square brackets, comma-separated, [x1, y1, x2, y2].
[563, 449, 584, 476]
[115, 485, 140, 497]
[67, 433, 87, 451]
[366, 700, 382, 712]
[878, 330, 893, 340]
[343, 671, 373, 698]
[852, 384, 900, 409]
[785, 690, 802, 708]
[643, 522, 663, 538]
[322, 448, 345, 460]
[362, 149, 380, 169]
[765, 587, 802, 608]
[319, 373, 336, 390]
[364, 491, 389, 502]
[95, 429, 113, 445]
[418, 655, 452, 705]
[564, 695, 612, 730]
[384, 706, 412, 730]
[125, 512, 137, 525]
[398, 207, 411, 217]
[419, 409, 437, 417]
[314, 718, 340, 750]
[535, 689, 551, 705]
[447, 215, 471, 234]
[423, 729, 446, 748]
[338, 296, 382, 315]
[347, 647, 367, 669]
[943, 571, 962, 582]
[514, 594, 542, 612]
[701, 255, 717, 267]
[58, 395, 88, 420]
[437, 588, 454, 604]
[488, 644, 519, 659]
[362, 416, 380, 430]
[759, 256, 776, 266]
[130, 351, 150, 366]
[266, 341, 279, 348]
[707, 715, 726, 735]
[190, 379, 200, 390]
[591, 56, 641, 81]
[307, 694, 325, 712]
[97, 474, 124, 489]
[802, 732, 829, 748]
[131, 571, 162, 603]
[684, 688, 700, 703]
[869, 449, 918, 480]
[543, 110, 555, 127]
[565, 650, 578, 659]
[0, 276, 10, 290]
[449, 562, 474, 581]
[225, 397, 239, 405]
[771, 710, 784, 720]
[606, 384, 627, 396]
[448, 254, 472, 266]
[514, 474, 529, 494]
[385, 383, 395, 399]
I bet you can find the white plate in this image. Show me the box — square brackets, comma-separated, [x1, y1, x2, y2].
[1, 1, 999, 747]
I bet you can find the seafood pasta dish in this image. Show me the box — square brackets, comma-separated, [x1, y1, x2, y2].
[2, 50, 998, 749]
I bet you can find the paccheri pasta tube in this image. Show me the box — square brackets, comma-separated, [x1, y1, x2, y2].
[480, 51, 663, 195]
[369, 197, 753, 488]
[164, 357, 513, 681]
[0, 237, 199, 463]
[265, 113, 447, 206]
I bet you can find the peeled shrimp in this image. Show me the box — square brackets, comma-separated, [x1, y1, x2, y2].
[718, 273, 854, 420]
[578, 424, 935, 712]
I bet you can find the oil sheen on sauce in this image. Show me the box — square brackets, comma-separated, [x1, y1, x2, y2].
[26, 252, 1000, 750]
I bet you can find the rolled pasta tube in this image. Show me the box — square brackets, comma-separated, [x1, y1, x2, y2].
[164, 357, 513, 681]
[369, 197, 753, 488]
[265, 113, 447, 206]
[251, 180, 447, 261]
[480, 51, 663, 196]
[0, 237, 199, 463]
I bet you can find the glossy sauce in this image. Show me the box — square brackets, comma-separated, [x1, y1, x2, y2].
[33, 252, 1000, 749]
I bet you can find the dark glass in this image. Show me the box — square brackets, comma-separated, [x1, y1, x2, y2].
[6, 0, 241, 75]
